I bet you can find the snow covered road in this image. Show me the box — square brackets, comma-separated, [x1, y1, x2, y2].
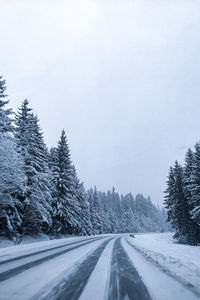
[0, 234, 199, 300]
[0, 236, 105, 282]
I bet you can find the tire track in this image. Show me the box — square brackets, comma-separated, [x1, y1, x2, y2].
[0, 236, 105, 282]
[109, 238, 152, 300]
[35, 238, 113, 300]
[0, 237, 95, 265]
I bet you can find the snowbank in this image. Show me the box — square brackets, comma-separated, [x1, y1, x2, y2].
[127, 232, 200, 296]
[0, 233, 75, 249]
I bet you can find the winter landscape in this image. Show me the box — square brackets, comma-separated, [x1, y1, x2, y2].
[1, 1, 200, 300]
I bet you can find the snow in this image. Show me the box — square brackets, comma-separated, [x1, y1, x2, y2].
[79, 239, 115, 300]
[0, 237, 111, 300]
[126, 232, 200, 297]
[122, 237, 199, 300]
[0, 234, 117, 262]
[0, 233, 199, 300]
[0, 237, 15, 249]
[0, 236, 84, 263]
[0, 234, 52, 249]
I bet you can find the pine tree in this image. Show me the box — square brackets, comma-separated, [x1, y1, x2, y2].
[50, 130, 83, 235]
[0, 133, 25, 242]
[88, 187, 103, 234]
[108, 208, 116, 233]
[72, 166, 92, 235]
[121, 193, 135, 233]
[15, 100, 53, 235]
[88, 187, 168, 235]
[0, 77, 24, 242]
[164, 166, 175, 225]
[109, 187, 122, 233]
[188, 143, 200, 227]
[98, 191, 110, 233]
[184, 148, 200, 244]
[0, 76, 14, 133]
[165, 161, 192, 243]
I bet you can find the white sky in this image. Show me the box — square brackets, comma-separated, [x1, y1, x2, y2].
[1, 0, 200, 205]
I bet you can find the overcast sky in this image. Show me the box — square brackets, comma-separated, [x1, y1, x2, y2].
[1, 0, 200, 205]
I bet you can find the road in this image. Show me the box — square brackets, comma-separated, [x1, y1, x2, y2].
[0, 235, 198, 300]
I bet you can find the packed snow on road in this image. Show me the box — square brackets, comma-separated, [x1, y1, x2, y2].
[0, 232, 199, 300]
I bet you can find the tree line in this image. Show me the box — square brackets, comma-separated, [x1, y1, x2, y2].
[164, 145, 200, 245]
[0, 76, 167, 243]
[88, 187, 168, 234]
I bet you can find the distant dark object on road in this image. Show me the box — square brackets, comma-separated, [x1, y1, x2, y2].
[130, 233, 135, 238]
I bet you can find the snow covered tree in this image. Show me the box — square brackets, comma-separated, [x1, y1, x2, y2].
[0, 76, 14, 133]
[88, 187, 103, 234]
[121, 193, 135, 233]
[165, 161, 194, 243]
[183, 148, 200, 244]
[72, 166, 92, 235]
[164, 166, 175, 225]
[0, 77, 24, 242]
[0, 133, 25, 242]
[15, 100, 53, 235]
[164, 141, 200, 245]
[188, 143, 200, 227]
[98, 191, 111, 233]
[50, 130, 83, 235]
[0, 76, 169, 240]
[108, 188, 122, 233]
[88, 187, 166, 234]
[108, 208, 117, 233]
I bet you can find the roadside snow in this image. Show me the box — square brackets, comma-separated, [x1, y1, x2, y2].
[122, 237, 199, 300]
[0, 234, 51, 249]
[127, 232, 200, 296]
[0, 237, 14, 249]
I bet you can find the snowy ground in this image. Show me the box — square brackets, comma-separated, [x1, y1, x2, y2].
[0, 233, 199, 300]
[127, 232, 200, 296]
[0, 233, 72, 249]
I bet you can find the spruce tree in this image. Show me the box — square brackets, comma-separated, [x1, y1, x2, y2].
[88, 187, 103, 234]
[72, 166, 92, 235]
[184, 148, 200, 244]
[15, 100, 53, 235]
[50, 130, 83, 235]
[109, 188, 122, 233]
[121, 194, 135, 233]
[99, 191, 110, 233]
[88, 188, 168, 234]
[0, 133, 25, 242]
[0, 77, 24, 242]
[165, 161, 192, 243]
[0, 76, 14, 133]
[164, 166, 175, 225]
[188, 143, 200, 227]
